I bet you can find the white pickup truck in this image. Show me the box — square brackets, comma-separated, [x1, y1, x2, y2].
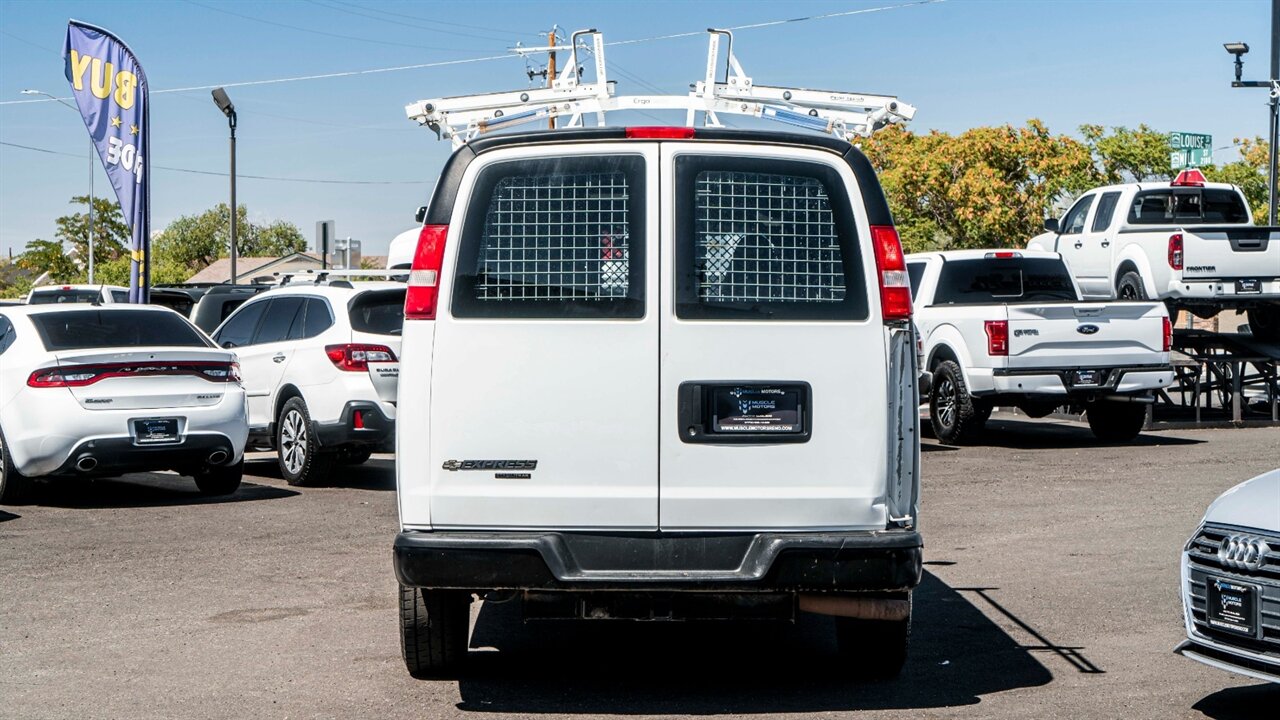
[908, 250, 1174, 444]
[1027, 169, 1280, 342]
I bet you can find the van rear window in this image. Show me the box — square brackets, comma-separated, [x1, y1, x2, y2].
[933, 258, 1079, 305]
[30, 309, 211, 350]
[674, 156, 868, 320]
[451, 155, 646, 319]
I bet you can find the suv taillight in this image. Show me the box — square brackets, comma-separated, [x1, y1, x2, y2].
[1162, 316, 1172, 352]
[325, 344, 397, 372]
[985, 320, 1009, 356]
[870, 225, 912, 322]
[405, 224, 448, 320]
[1168, 233, 1184, 270]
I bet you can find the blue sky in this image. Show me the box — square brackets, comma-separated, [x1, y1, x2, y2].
[0, 0, 1273, 259]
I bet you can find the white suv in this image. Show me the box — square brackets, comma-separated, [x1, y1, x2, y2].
[211, 282, 402, 485]
[393, 127, 923, 678]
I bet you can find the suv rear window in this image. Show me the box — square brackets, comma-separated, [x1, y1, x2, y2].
[674, 156, 867, 320]
[933, 257, 1079, 305]
[1127, 189, 1249, 224]
[29, 289, 100, 304]
[349, 289, 406, 335]
[30, 309, 210, 351]
[451, 155, 646, 319]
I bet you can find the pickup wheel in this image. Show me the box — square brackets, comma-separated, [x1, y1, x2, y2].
[276, 397, 331, 487]
[1247, 307, 1280, 343]
[194, 460, 243, 496]
[1086, 401, 1147, 443]
[930, 360, 984, 444]
[0, 426, 34, 505]
[834, 601, 911, 680]
[400, 585, 471, 678]
[1116, 271, 1148, 301]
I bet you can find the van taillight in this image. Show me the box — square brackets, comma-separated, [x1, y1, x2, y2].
[869, 225, 912, 322]
[1162, 316, 1172, 352]
[405, 224, 448, 320]
[1168, 233, 1184, 270]
[984, 320, 1009, 356]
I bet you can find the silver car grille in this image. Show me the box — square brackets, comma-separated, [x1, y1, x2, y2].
[1184, 524, 1280, 658]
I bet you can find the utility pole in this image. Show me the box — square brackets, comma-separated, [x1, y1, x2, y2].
[1270, 0, 1278, 225]
[547, 28, 557, 129]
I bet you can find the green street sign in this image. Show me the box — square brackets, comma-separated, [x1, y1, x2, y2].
[1169, 131, 1212, 169]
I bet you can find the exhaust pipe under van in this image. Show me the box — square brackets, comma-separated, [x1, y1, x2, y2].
[798, 594, 910, 621]
[75, 456, 98, 472]
[206, 450, 229, 466]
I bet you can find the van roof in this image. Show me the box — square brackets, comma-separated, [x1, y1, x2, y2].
[422, 126, 891, 228]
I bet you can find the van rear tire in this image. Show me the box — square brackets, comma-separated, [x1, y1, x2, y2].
[1247, 307, 1280, 343]
[400, 586, 470, 678]
[1086, 401, 1147, 443]
[835, 602, 910, 680]
[930, 361, 984, 444]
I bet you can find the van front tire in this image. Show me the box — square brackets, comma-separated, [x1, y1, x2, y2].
[930, 360, 986, 444]
[400, 585, 471, 678]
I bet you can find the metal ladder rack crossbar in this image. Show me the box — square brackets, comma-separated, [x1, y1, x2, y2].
[406, 29, 917, 147]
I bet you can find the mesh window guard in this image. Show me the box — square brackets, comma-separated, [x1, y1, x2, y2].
[476, 171, 631, 301]
[694, 170, 846, 304]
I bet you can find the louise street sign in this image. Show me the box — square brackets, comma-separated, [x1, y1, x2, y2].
[1170, 131, 1213, 169]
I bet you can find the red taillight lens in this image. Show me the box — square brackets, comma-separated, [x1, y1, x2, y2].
[1162, 316, 1172, 352]
[869, 225, 912, 322]
[1168, 232, 1184, 270]
[984, 320, 1009, 356]
[405, 224, 448, 320]
[625, 126, 695, 139]
[325, 344, 397, 372]
[27, 362, 240, 387]
[1171, 169, 1206, 187]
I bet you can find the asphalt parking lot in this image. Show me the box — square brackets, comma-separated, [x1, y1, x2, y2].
[2, 417, 1277, 719]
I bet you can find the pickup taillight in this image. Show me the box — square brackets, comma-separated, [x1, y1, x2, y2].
[984, 320, 1009, 356]
[1167, 233, 1184, 270]
[1162, 316, 1172, 353]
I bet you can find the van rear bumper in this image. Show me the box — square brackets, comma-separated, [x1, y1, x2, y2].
[393, 529, 922, 592]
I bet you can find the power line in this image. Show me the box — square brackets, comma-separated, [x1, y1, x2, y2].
[302, 0, 529, 44]
[323, 0, 540, 39]
[1, 1, 944, 106]
[0, 141, 429, 185]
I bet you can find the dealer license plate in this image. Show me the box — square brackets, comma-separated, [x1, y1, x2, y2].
[1072, 369, 1101, 386]
[1206, 576, 1259, 637]
[1235, 279, 1261, 294]
[133, 418, 179, 445]
[711, 385, 804, 434]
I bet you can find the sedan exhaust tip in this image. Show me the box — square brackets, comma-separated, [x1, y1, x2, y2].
[206, 450, 229, 466]
[75, 456, 98, 472]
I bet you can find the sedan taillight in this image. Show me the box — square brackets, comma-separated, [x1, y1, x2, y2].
[27, 362, 241, 387]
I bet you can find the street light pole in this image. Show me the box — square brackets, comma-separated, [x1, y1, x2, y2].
[21, 89, 95, 283]
[1225, 0, 1280, 225]
[211, 88, 238, 284]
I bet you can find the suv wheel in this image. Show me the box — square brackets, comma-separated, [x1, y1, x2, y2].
[1247, 307, 1280, 343]
[0, 426, 34, 505]
[194, 460, 243, 496]
[1116, 271, 1147, 301]
[929, 360, 985, 444]
[1086, 400, 1147, 443]
[277, 397, 330, 486]
[835, 597, 911, 680]
[400, 585, 470, 678]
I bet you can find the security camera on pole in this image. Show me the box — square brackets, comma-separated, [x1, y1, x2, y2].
[1223, 0, 1280, 224]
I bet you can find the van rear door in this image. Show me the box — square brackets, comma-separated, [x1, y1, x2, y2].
[427, 145, 659, 530]
[657, 144, 890, 530]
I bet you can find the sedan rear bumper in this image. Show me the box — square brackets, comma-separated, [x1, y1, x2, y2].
[393, 529, 923, 592]
[50, 433, 239, 477]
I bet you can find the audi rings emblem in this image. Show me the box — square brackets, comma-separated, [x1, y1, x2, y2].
[1218, 535, 1271, 572]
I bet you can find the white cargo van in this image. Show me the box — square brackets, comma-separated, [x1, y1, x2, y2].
[393, 127, 923, 678]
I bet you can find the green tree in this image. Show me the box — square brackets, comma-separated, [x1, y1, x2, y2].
[1079, 124, 1173, 183]
[860, 120, 1098, 251]
[16, 238, 81, 283]
[152, 204, 307, 274]
[1203, 136, 1271, 223]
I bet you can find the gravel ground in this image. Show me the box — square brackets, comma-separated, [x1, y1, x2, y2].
[1, 418, 1277, 719]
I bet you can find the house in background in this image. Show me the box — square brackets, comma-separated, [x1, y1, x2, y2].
[185, 252, 326, 284]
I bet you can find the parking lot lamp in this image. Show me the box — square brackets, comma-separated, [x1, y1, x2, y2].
[211, 88, 238, 284]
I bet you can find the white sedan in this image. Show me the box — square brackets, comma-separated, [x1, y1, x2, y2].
[1177, 469, 1280, 683]
[0, 304, 249, 503]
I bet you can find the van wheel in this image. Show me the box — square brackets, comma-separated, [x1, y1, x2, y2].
[1117, 271, 1147, 301]
[930, 361, 983, 444]
[1086, 401, 1147, 442]
[0, 426, 34, 505]
[1247, 307, 1280, 343]
[277, 397, 330, 486]
[400, 585, 470, 678]
[194, 460, 243, 496]
[835, 602, 911, 680]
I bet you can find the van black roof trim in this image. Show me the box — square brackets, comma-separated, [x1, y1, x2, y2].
[422, 127, 894, 228]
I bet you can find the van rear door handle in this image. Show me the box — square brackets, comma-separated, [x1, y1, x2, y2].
[272, 354, 286, 363]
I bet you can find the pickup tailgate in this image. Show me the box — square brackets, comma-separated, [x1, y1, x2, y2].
[1182, 226, 1280, 281]
[1006, 302, 1167, 368]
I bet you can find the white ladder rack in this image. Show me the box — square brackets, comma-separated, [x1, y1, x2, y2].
[406, 29, 916, 147]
